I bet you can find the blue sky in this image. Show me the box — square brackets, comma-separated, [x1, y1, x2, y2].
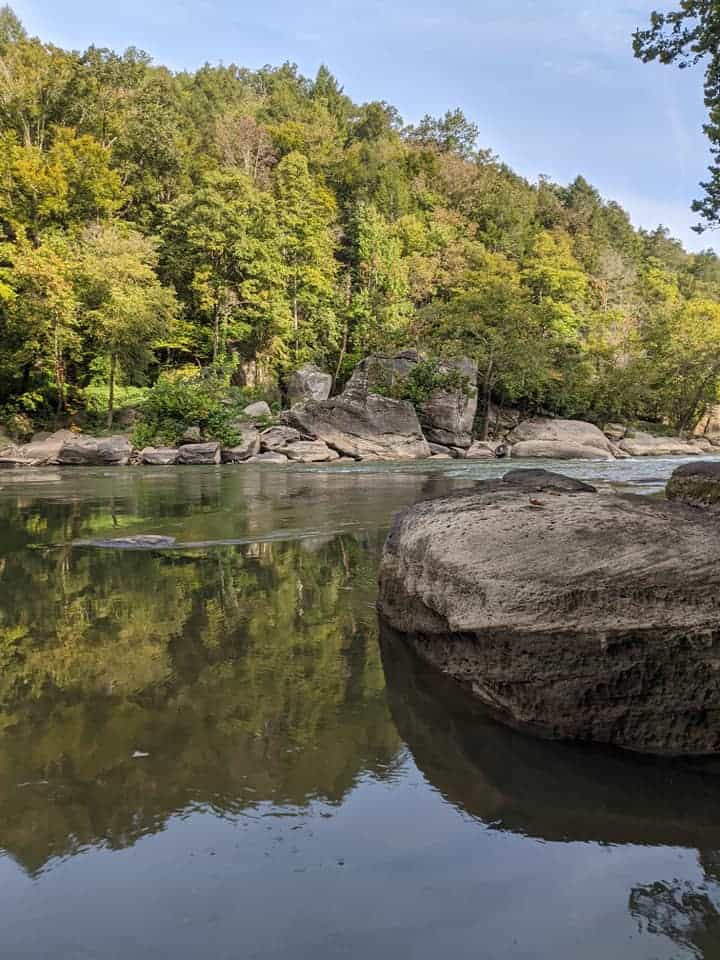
[12, 0, 716, 251]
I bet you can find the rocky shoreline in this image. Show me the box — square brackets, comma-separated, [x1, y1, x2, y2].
[378, 464, 720, 756]
[2, 354, 718, 468]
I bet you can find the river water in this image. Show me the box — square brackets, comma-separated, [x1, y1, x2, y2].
[0, 457, 719, 959]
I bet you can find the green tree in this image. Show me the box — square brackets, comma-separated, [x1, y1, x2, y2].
[77, 224, 177, 428]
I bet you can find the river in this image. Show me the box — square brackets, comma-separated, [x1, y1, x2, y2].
[0, 457, 719, 959]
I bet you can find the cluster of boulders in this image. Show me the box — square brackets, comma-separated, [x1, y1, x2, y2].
[1, 354, 718, 468]
[378, 462, 720, 757]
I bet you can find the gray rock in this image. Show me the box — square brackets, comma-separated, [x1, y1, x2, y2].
[286, 391, 431, 460]
[221, 428, 261, 462]
[604, 422, 626, 442]
[345, 351, 477, 449]
[260, 426, 302, 450]
[282, 440, 339, 462]
[242, 401, 272, 419]
[58, 435, 133, 466]
[176, 442, 221, 465]
[140, 447, 179, 465]
[378, 469, 720, 755]
[428, 443, 453, 456]
[666, 460, 720, 508]
[287, 364, 332, 406]
[508, 417, 615, 455]
[466, 440, 498, 459]
[690, 437, 716, 453]
[181, 425, 202, 442]
[511, 440, 614, 460]
[619, 436, 700, 457]
[431, 453, 453, 460]
[0, 429, 76, 467]
[249, 451, 289, 463]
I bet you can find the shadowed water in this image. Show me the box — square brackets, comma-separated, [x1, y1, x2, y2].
[0, 457, 719, 959]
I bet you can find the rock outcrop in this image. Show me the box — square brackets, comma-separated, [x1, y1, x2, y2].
[511, 440, 613, 460]
[221, 428, 261, 462]
[378, 468, 720, 755]
[282, 440, 339, 462]
[176, 442, 221, 465]
[286, 390, 431, 460]
[508, 417, 616, 456]
[0, 429, 75, 467]
[345, 351, 478, 448]
[287, 364, 332, 406]
[140, 447, 179, 465]
[666, 460, 720, 508]
[619, 435, 700, 457]
[58, 435, 133, 466]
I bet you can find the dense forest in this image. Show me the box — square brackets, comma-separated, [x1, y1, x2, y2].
[2, 4, 720, 438]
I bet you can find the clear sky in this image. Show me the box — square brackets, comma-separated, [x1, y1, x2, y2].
[11, 0, 717, 252]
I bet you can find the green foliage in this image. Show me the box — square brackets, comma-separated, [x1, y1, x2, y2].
[375, 358, 472, 407]
[0, 6, 720, 435]
[131, 368, 244, 446]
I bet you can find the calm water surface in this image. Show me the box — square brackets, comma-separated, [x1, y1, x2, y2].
[1, 456, 719, 959]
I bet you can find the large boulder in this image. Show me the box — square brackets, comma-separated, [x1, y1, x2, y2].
[287, 364, 332, 406]
[140, 447, 179, 466]
[619, 436, 700, 457]
[58, 435, 133, 466]
[282, 440, 339, 462]
[176, 442, 221, 465]
[221, 428, 261, 462]
[0, 429, 75, 467]
[345, 351, 478, 448]
[508, 417, 615, 455]
[378, 469, 720, 755]
[666, 460, 720, 508]
[511, 440, 614, 460]
[242, 401, 272, 420]
[286, 391, 431, 460]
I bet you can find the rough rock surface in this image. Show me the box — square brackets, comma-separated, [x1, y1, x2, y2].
[345, 351, 477, 448]
[508, 417, 615, 455]
[282, 440, 339, 462]
[221, 428, 261, 462]
[249, 450, 288, 463]
[286, 390, 430, 460]
[666, 460, 720, 508]
[58, 435, 133, 466]
[287, 364, 332, 406]
[604, 423, 626, 442]
[619, 436, 700, 457]
[378, 468, 720, 755]
[176, 442, 221, 465]
[260, 426, 302, 450]
[140, 447, 179, 465]
[0, 429, 75, 467]
[242, 401, 272, 419]
[511, 440, 614, 460]
[466, 440, 509, 459]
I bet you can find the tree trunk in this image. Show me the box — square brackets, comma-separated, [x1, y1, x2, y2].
[107, 353, 116, 430]
[212, 300, 220, 365]
[480, 359, 494, 441]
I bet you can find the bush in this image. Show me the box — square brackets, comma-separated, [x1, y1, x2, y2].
[375, 358, 473, 407]
[82, 382, 150, 417]
[131, 368, 246, 447]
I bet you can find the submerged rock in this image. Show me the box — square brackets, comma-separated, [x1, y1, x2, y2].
[378, 468, 720, 755]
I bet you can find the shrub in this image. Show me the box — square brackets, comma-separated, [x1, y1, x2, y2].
[376, 358, 474, 407]
[131, 368, 246, 447]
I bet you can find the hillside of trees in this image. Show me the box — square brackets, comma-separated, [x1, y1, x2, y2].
[2, 4, 720, 438]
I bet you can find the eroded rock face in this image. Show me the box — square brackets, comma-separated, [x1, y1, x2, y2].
[666, 460, 720, 508]
[345, 351, 478, 448]
[511, 440, 614, 460]
[282, 440, 339, 462]
[508, 417, 615, 455]
[287, 364, 332, 406]
[58, 435, 133, 466]
[221, 428, 261, 462]
[378, 468, 720, 755]
[176, 442, 221, 465]
[140, 447, 179, 465]
[619, 436, 700, 457]
[286, 391, 430, 460]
